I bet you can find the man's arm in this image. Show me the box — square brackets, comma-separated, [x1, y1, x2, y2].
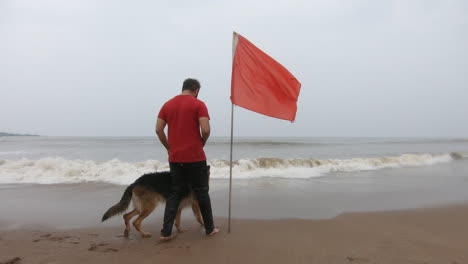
[155, 118, 169, 151]
[199, 117, 210, 147]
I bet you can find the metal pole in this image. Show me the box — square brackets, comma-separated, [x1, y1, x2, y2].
[228, 103, 234, 233]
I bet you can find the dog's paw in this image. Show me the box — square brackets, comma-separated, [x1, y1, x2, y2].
[141, 232, 152, 238]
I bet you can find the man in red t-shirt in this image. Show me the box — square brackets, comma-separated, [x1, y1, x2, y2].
[156, 78, 219, 241]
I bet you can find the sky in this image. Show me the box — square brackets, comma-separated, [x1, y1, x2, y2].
[1, 0, 467, 137]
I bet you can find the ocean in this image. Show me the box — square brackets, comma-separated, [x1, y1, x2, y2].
[1, 136, 468, 227]
[1, 136, 467, 185]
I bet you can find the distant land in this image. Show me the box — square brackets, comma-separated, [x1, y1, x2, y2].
[0, 132, 39, 137]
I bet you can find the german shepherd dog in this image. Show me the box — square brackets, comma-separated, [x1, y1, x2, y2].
[101, 166, 209, 238]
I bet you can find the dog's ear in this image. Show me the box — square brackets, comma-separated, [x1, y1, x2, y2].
[207, 165, 211, 171]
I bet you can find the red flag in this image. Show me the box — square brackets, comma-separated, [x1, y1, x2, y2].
[230, 32, 301, 121]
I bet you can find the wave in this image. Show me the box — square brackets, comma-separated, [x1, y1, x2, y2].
[0, 152, 466, 185]
[211, 137, 468, 146]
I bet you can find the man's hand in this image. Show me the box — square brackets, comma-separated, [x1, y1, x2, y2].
[199, 117, 210, 147]
[155, 118, 170, 152]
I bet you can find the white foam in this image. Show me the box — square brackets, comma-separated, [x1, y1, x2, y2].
[0, 157, 168, 185]
[0, 152, 461, 185]
[209, 153, 455, 179]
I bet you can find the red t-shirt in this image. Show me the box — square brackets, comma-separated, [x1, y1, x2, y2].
[158, 95, 210, 163]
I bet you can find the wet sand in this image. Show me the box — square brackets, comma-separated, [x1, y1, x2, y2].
[1, 205, 468, 264]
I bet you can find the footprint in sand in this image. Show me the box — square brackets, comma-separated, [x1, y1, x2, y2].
[346, 256, 370, 263]
[88, 243, 119, 253]
[47, 236, 71, 242]
[114, 234, 139, 241]
[32, 233, 52, 243]
[32, 233, 75, 243]
[155, 244, 190, 254]
[0, 257, 22, 264]
[177, 245, 190, 249]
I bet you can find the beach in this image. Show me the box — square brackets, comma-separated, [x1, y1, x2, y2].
[1, 136, 468, 263]
[1, 171, 468, 263]
[1, 205, 468, 264]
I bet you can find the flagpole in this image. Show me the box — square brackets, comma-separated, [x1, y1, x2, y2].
[228, 102, 234, 233]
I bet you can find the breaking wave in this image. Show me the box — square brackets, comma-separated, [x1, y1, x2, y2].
[0, 152, 466, 185]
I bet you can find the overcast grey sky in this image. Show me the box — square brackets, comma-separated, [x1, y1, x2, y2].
[1, 0, 467, 137]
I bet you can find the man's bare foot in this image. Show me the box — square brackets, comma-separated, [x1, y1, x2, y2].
[207, 227, 220, 236]
[159, 233, 177, 242]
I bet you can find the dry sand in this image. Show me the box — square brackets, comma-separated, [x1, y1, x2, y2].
[1, 205, 467, 264]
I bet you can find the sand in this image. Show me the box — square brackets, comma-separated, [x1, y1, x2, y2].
[1, 205, 468, 264]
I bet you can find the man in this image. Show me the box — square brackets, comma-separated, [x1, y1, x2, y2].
[156, 78, 219, 241]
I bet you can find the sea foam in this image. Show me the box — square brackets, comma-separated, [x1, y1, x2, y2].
[0, 152, 465, 185]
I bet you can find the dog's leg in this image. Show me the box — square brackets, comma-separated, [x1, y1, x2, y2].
[131, 190, 158, 238]
[123, 209, 139, 237]
[175, 208, 188, 233]
[132, 208, 154, 238]
[192, 202, 204, 226]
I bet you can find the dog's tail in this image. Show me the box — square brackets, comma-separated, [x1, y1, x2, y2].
[101, 184, 134, 222]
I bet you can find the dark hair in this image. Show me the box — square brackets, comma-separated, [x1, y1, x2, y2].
[182, 78, 201, 91]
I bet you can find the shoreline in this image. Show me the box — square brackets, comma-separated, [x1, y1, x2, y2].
[1, 204, 468, 263]
[1, 160, 467, 263]
[2, 164, 468, 229]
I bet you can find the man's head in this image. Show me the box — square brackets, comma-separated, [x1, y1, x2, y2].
[182, 78, 201, 98]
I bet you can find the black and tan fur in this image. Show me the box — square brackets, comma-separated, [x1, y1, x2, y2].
[101, 167, 209, 238]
